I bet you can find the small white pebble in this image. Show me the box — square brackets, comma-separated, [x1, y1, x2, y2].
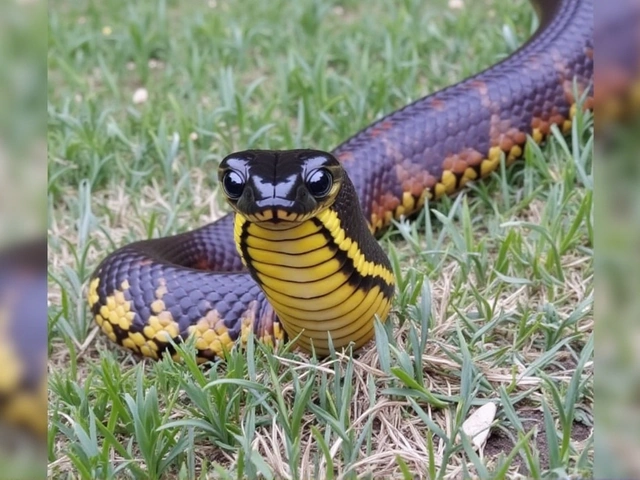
[448, 0, 464, 9]
[132, 88, 149, 104]
[148, 59, 159, 69]
[74, 94, 83, 103]
[189, 132, 198, 141]
[126, 62, 136, 71]
[460, 402, 497, 451]
[102, 25, 112, 36]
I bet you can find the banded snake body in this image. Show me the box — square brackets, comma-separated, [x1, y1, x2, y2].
[88, 0, 594, 362]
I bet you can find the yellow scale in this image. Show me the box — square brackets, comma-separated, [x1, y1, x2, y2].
[234, 208, 394, 356]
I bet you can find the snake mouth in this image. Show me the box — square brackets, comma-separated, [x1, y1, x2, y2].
[238, 194, 332, 226]
[244, 208, 313, 227]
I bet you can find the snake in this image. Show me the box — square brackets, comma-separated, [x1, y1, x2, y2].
[87, 0, 594, 363]
[0, 240, 47, 437]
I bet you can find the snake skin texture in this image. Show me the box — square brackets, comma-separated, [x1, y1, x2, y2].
[334, 0, 593, 229]
[0, 241, 47, 436]
[594, 0, 640, 122]
[88, 0, 594, 361]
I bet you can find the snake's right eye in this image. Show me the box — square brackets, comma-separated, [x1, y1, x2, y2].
[222, 171, 245, 199]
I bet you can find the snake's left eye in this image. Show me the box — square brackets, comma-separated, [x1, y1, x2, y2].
[222, 171, 245, 200]
[306, 168, 333, 198]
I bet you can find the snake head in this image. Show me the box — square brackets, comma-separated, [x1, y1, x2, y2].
[218, 149, 345, 225]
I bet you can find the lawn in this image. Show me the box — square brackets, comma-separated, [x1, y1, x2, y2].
[47, 0, 594, 478]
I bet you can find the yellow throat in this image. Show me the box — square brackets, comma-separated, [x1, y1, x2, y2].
[233, 208, 395, 356]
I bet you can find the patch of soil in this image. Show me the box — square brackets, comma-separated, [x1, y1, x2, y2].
[483, 408, 591, 475]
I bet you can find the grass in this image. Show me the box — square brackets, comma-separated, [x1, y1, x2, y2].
[47, 0, 594, 478]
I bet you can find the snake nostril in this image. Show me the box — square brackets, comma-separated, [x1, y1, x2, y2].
[295, 185, 310, 202]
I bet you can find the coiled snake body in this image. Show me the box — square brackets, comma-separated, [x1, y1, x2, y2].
[88, 0, 594, 362]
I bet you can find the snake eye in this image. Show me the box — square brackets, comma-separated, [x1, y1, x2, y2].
[222, 171, 245, 200]
[306, 168, 333, 198]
